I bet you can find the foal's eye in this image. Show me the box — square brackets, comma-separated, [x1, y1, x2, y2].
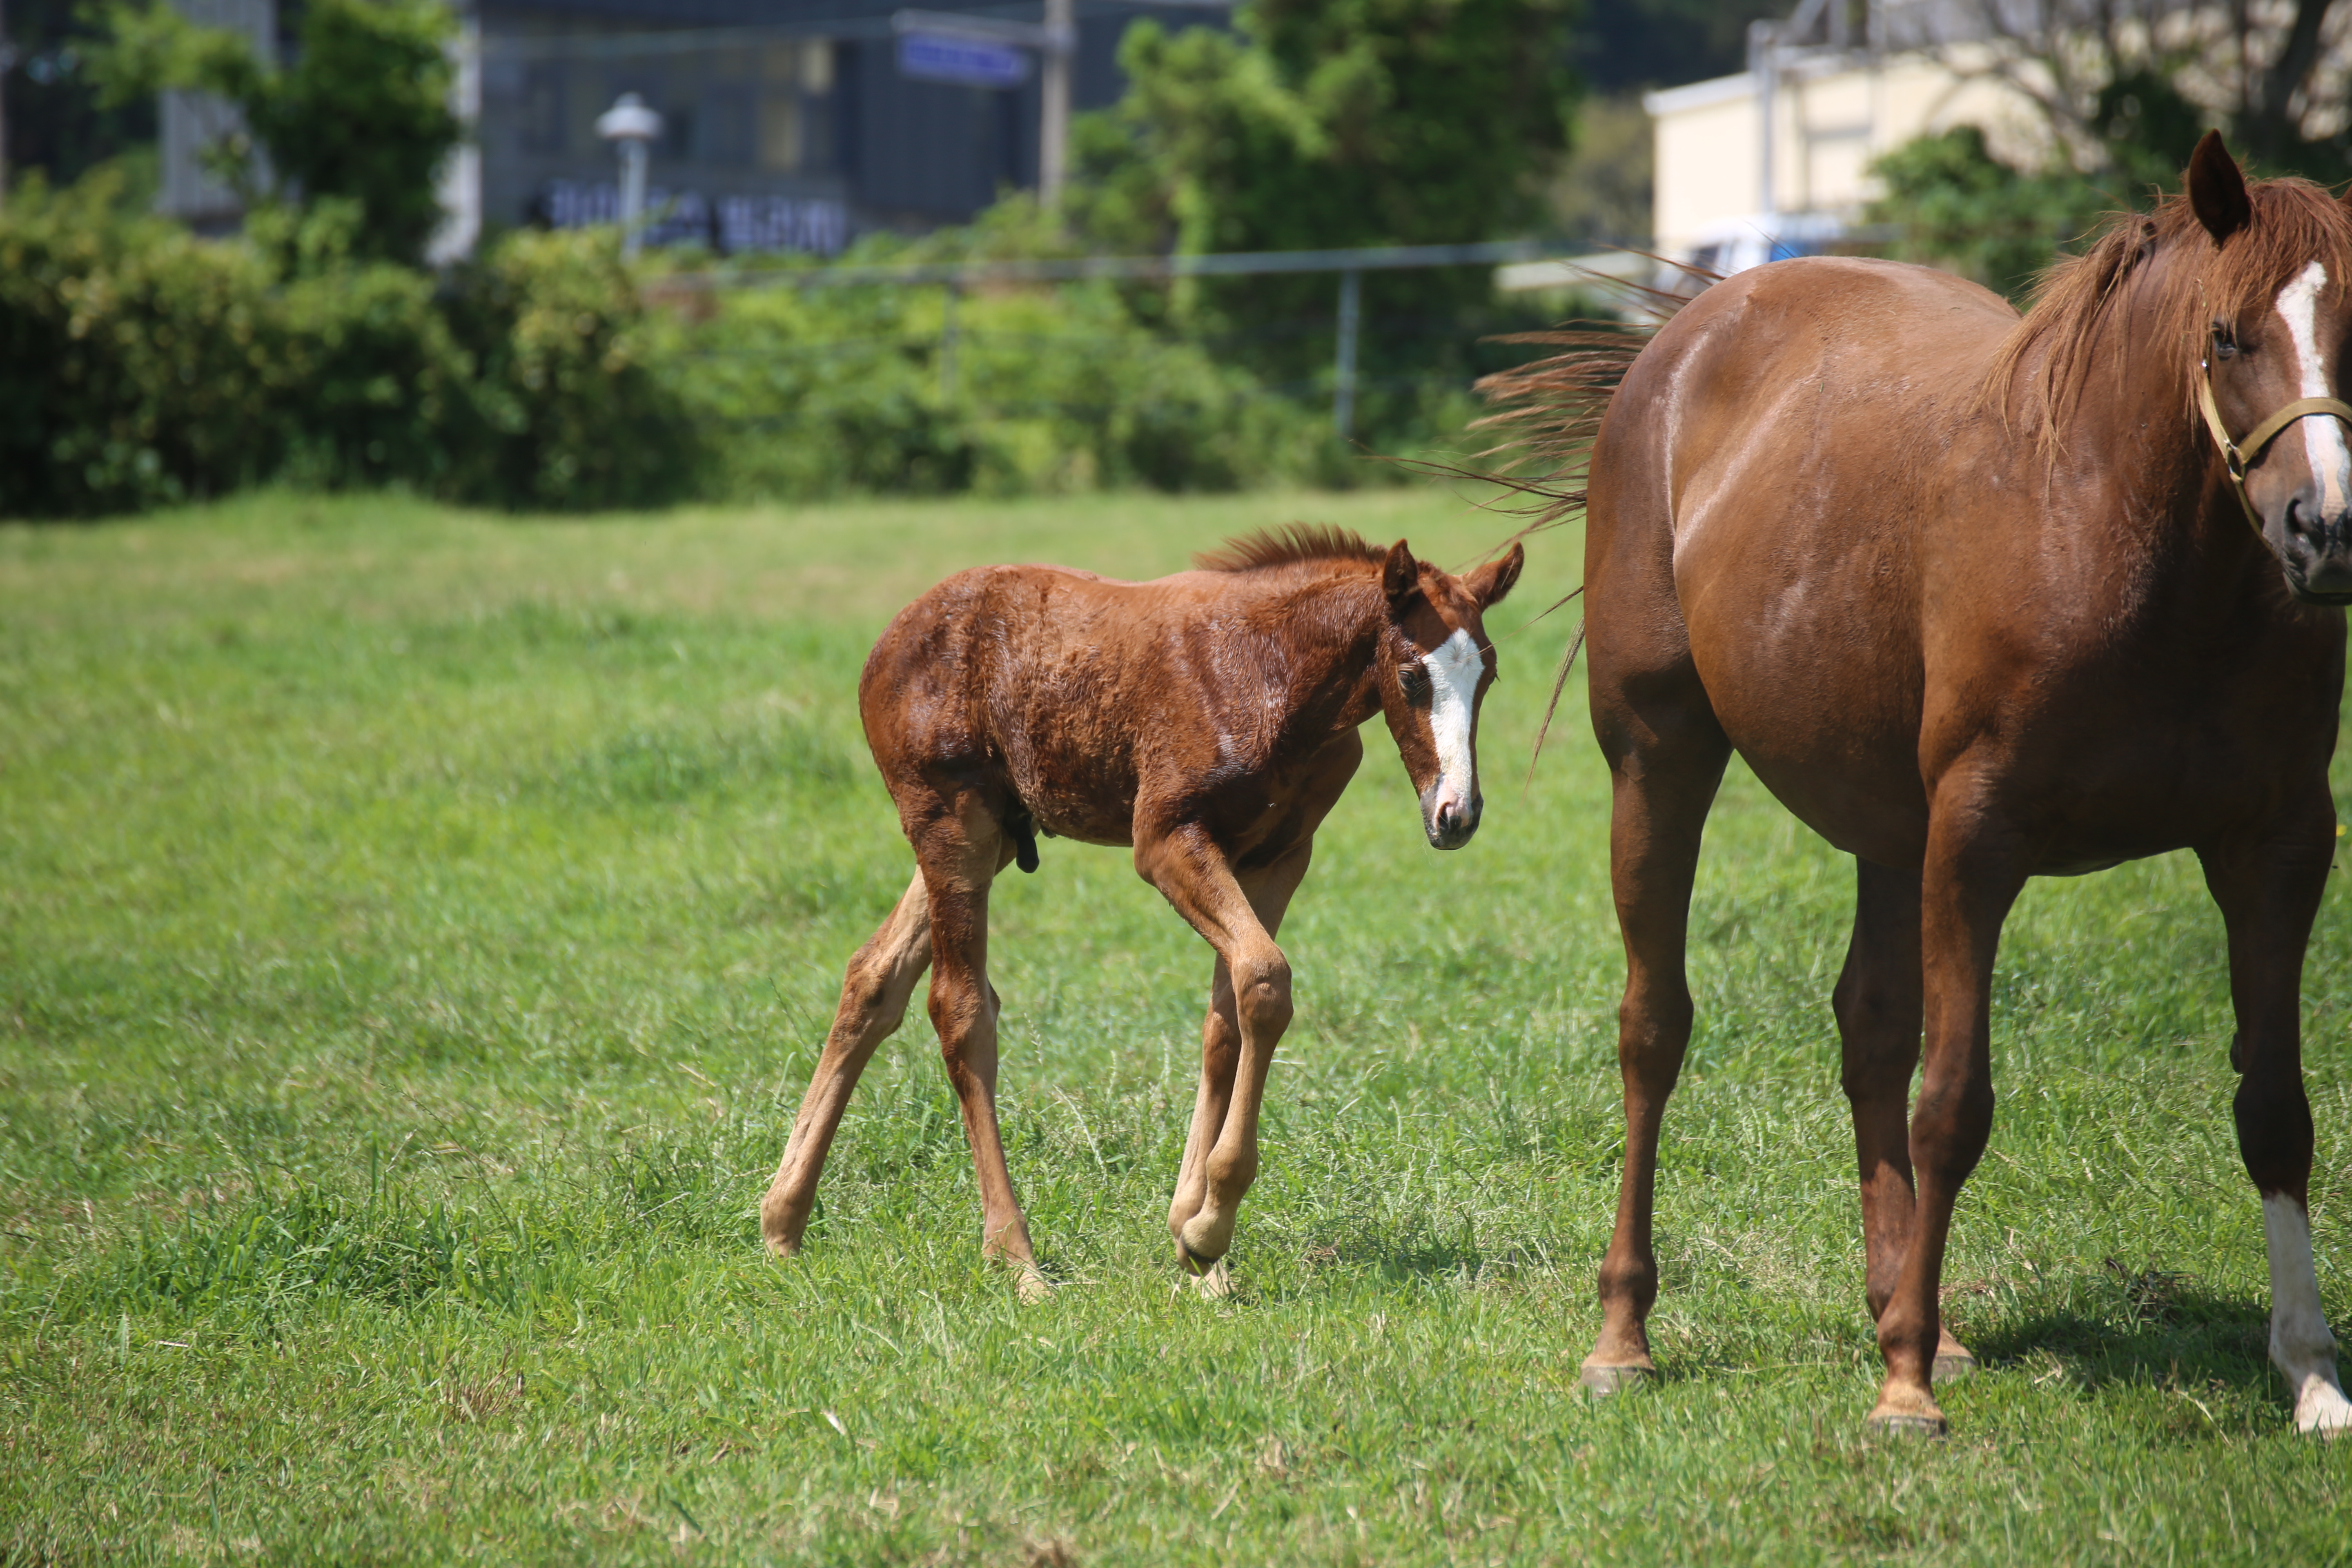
[2212, 322, 2240, 359]
[1398, 662, 1431, 703]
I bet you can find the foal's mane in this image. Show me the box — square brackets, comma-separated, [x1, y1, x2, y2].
[1990, 177, 2352, 445]
[1194, 525, 1387, 573]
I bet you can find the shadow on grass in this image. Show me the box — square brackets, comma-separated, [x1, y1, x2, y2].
[1951, 1266, 2287, 1429]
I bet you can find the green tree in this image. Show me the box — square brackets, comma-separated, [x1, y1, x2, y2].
[1865, 127, 2119, 301]
[89, 0, 460, 263]
[1066, 0, 1578, 399]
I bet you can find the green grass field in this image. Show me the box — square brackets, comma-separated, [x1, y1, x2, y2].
[4, 488, 2349, 1564]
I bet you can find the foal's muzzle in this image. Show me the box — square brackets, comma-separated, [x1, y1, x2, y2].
[1423, 789, 1482, 850]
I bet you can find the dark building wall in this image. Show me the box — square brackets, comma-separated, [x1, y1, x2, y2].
[475, 1, 1227, 243]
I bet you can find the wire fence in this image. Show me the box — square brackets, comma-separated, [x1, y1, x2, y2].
[659, 239, 1647, 437]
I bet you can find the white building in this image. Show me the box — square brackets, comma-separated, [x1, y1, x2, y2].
[1643, 0, 2052, 275]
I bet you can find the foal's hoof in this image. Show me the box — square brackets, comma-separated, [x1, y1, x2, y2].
[1864, 1411, 1948, 1441]
[1933, 1349, 1978, 1384]
[1187, 1259, 1234, 1300]
[1012, 1264, 1054, 1304]
[1578, 1361, 1657, 1397]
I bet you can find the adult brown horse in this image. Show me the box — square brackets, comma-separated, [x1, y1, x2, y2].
[759, 527, 1522, 1294]
[1487, 133, 2352, 1436]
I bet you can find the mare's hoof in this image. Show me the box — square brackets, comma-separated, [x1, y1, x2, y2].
[1578, 1362, 1657, 1397]
[1013, 1267, 1054, 1304]
[1933, 1349, 1978, 1383]
[1864, 1411, 1947, 1442]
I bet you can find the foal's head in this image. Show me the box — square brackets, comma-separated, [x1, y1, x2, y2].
[1373, 540, 1524, 849]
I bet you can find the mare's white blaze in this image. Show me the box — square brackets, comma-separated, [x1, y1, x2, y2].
[2262, 1192, 2352, 1435]
[2274, 261, 2351, 514]
[1422, 628, 1483, 813]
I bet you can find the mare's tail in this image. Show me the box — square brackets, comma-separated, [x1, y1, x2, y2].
[1466, 263, 1712, 768]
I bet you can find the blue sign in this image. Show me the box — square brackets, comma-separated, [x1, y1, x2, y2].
[897, 32, 1030, 89]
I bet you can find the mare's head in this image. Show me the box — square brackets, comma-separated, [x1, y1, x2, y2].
[1373, 539, 1524, 849]
[2002, 131, 2352, 601]
[2185, 134, 2352, 599]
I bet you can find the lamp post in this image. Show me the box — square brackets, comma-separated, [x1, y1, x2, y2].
[595, 91, 662, 259]
[1038, 0, 1073, 203]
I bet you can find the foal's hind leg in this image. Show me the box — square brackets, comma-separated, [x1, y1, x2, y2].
[1168, 840, 1312, 1288]
[1580, 670, 1731, 1394]
[921, 806, 1049, 1298]
[1835, 858, 1973, 1381]
[762, 871, 933, 1256]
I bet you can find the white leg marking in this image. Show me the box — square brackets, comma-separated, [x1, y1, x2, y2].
[1421, 629, 1483, 817]
[2263, 1192, 2352, 1435]
[2274, 261, 2350, 514]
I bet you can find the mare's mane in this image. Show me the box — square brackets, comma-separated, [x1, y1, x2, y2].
[1990, 178, 2352, 445]
[1194, 525, 1386, 574]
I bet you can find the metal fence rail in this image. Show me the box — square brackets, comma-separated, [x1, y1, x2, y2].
[664, 240, 1646, 437]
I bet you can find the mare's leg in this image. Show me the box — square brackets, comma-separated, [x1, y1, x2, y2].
[1167, 842, 1313, 1275]
[1579, 668, 1732, 1394]
[1835, 858, 1976, 1381]
[760, 871, 932, 1256]
[1136, 824, 1292, 1272]
[2200, 820, 2352, 1435]
[923, 808, 1045, 1296]
[1865, 778, 2021, 1436]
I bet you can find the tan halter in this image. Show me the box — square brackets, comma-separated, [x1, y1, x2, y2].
[2196, 359, 2352, 532]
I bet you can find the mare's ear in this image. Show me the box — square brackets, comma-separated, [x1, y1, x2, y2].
[1382, 540, 1421, 609]
[1464, 542, 1524, 608]
[2187, 129, 2251, 245]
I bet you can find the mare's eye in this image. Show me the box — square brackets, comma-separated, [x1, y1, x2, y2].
[2212, 322, 2240, 359]
[1398, 662, 1431, 704]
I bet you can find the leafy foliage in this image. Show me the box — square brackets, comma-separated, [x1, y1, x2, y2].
[0, 172, 697, 515]
[87, 0, 461, 262]
[1067, 0, 1578, 395]
[1866, 128, 2123, 301]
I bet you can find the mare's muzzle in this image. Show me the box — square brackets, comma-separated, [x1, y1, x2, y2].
[2280, 491, 2352, 602]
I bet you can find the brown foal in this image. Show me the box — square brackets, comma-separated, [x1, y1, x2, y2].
[1487, 134, 2352, 1436]
[760, 527, 1522, 1293]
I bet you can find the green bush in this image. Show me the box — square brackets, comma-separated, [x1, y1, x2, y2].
[1866, 127, 2128, 300]
[0, 167, 1431, 518]
[680, 277, 1335, 499]
[445, 228, 706, 509]
[0, 175, 697, 517]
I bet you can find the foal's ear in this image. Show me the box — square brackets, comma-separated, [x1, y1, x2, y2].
[2187, 129, 2252, 245]
[1382, 540, 1421, 609]
[1464, 542, 1524, 608]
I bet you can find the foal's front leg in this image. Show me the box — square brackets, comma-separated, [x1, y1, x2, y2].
[2201, 823, 2352, 1436]
[1138, 824, 1294, 1274]
[1167, 840, 1312, 1285]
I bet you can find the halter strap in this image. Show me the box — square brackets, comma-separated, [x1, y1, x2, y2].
[2196, 361, 2352, 532]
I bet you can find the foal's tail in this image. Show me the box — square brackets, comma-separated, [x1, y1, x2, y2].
[1464, 261, 1711, 770]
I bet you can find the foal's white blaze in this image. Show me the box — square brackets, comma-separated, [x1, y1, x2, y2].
[2262, 1192, 2352, 1435]
[1422, 628, 1483, 819]
[2274, 261, 2351, 515]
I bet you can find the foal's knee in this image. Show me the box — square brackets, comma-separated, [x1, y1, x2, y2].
[1231, 949, 1292, 1039]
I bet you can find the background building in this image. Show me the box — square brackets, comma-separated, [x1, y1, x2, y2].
[1644, 0, 2049, 273]
[156, 0, 1230, 257]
